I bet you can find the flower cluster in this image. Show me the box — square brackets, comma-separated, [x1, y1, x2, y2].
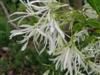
[9, 0, 68, 54]
[9, 0, 100, 75]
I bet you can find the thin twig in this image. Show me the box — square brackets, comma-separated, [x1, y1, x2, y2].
[0, 1, 18, 28]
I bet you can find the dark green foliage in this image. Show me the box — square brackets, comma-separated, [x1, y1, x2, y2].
[87, 0, 100, 14]
[0, 10, 10, 46]
[4, 0, 19, 13]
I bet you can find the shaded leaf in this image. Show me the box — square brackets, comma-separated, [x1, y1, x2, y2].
[87, 0, 100, 14]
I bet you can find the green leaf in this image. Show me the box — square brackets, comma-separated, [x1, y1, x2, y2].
[87, 0, 100, 14]
[86, 19, 100, 28]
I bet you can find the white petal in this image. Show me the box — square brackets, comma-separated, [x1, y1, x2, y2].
[21, 42, 28, 51]
[43, 70, 50, 75]
[54, 21, 65, 39]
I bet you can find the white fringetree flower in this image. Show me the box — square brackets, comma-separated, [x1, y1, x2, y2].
[9, 0, 68, 54]
[83, 1, 98, 19]
[82, 40, 100, 75]
[52, 30, 89, 75]
[9, 0, 100, 75]
[52, 29, 100, 75]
